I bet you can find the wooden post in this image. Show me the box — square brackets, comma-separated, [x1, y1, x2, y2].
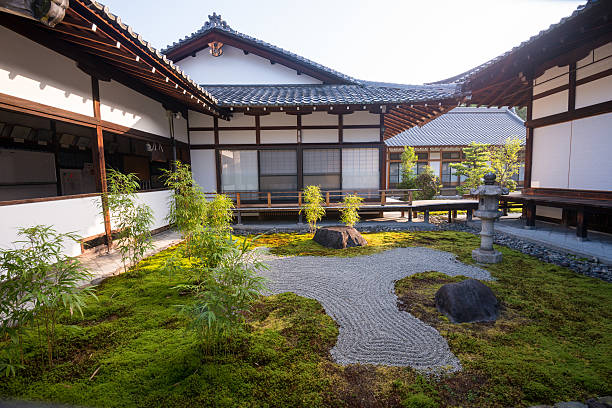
[298, 191, 302, 207]
[236, 192, 241, 208]
[576, 208, 587, 240]
[381, 191, 386, 205]
[448, 210, 452, 223]
[452, 210, 457, 219]
[525, 201, 536, 229]
[467, 208, 473, 222]
[424, 210, 430, 224]
[408, 191, 413, 204]
[408, 209, 413, 222]
[236, 210, 242, 225]
[267, 192, 271, 208]
[326, 191, 330, 206]
[91, 77, 112, 250]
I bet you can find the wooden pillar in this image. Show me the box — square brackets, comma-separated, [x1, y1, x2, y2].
[91, 77, 112, 249]
[448, 210, 452, 223]
[214, 117, 221, 193]
[424, 209, 430, 224]
[524, 78, 534, 190]
[297, 115, 303, 191]
[466, 208, 473, 222]
[168, 111, 177, 169]
[408, 209, 413, 222]
[524, 201, 536, 229]
[576, 208, 587, 240]
[50, 120, 62, 196]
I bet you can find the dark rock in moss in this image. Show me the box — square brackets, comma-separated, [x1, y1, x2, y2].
[434, 278, 499, 323]
[313, 226, 367, 249]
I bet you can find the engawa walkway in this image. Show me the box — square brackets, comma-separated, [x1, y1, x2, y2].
[77, 229, 182, 287]
[260, 247, 492, 371]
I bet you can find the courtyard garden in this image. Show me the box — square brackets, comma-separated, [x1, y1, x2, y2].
[1, 228, 610, 407]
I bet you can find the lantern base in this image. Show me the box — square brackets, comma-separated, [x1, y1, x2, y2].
[472, 248, 502, 264]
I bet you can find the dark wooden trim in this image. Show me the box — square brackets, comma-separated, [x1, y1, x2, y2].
[191, 142, 383, 150]
[532, 84, 569, 101]
[379, 113, 384, 142]
[568, 62, 576, 112]
[91, 76, 112, 248]
[575, 66, 612, 87]
[524, 89, 534, 189]
[255, 115, 261, 145]
[338, 114, 343, 144]
[50, 120, 62, 196]
[215, 148, 221, 193]
[297, 114, 303, 189]
[188, 124, 379, 132]
[525, 100, 612, 128]
[0, 192, 101, 207]
[213, 117, 219, 146]
[523, 187, 612, 200]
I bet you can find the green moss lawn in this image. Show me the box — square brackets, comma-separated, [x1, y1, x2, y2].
[1, 231, 611, 407]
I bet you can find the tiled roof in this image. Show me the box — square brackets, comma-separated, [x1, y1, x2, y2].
[385, 107, 525, 147]
[201, 83, 461, 107]
[433, 0, 597, 85]
[163, 13, 360, 84]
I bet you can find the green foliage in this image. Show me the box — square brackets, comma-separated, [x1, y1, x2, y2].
[204, 193, 234, 232]
[105, 168, 155, 272]
[490, 137, 523, 192]
[0, 226, 95, 373]
[301, 185, 326, 233]
[413, 166, 442, 200]
[176, 233, 267, 352]
[450, 142, 491, 195]
[339, 194, 364, 227]
[162, 161, 207, 240]
[399, 146, 418, 189]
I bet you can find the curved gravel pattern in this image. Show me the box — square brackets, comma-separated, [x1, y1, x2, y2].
[260, 247, 492, 372]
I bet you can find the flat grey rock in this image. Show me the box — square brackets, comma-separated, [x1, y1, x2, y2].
[260, 247, 492, 372]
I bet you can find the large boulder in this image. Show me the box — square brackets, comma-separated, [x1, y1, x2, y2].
[313, 226, 367, 249]
[434, 279, 499, 323]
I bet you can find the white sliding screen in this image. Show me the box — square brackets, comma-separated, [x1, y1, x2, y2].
[259, 149, 297, 191]
[303, 148, 341, 190]
[221, 150, 258, 192]
[342, 148, 379, 190]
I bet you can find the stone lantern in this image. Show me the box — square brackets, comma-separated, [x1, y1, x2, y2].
[471, 173, 508, 263]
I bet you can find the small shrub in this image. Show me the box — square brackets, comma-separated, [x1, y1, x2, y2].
[0, 226, 95, 372]
[162, 161, 207, 241]
[414, 166, 442, 200]
[105, 169, 155, 272]
[205, 193, 234, 232]
[301, 185, 326, 233]
[340, 194, 364, 227]
[402, 393, 438, 408]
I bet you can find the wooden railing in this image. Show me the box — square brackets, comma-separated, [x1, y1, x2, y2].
[202, 189, 420, 208]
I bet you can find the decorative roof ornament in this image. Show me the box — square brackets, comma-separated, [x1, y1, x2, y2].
[208, 41, 224, 57]
[203, 12, 231, 31]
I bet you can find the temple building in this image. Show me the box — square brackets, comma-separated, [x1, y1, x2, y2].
[384, 106, 525, 194]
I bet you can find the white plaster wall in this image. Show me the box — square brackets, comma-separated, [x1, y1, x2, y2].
[577, 42, 612, 79]
[568, 113, 612, 191]
[575, 76, 612, 109]
[531, 122, 571, 189]
[260, 112, 296, 127]
[0, 196, 105, 257]
[343, 128, 379, 142]
[191, 150, 217, 192]
[0, 26, 94, 117]
[343, 111, 380, 125]
[302, 112, 337, 126]
[134, 190, 172, 230]
[174, 113, 189, 144]
[190, 131, 214, 144]
[261, 130, 296, 144]
[533, 65, 569, 94]
[532, 90, 568, 120]
[100, 80, 170, 137]
[302, 129, 338, 143]
[188, 110, 215, 127]
[221, 112, 254, 127]
[536, 206, 562, 219]
[176, 45, 322, 85]
[219, 130, 256, 144]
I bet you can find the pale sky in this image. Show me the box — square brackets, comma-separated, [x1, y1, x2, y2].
[99, 0, 583, 84]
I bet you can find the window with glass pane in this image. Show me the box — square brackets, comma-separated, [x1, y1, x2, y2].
[389, 162, 401, 184]
[342, 148, 379, 190]
[303, 149, 340, 190]
[221, 150, 258, 192]
[389, 153, 401, 160]
[441, 162, 454, 184]
[442, 152, 460, 160]
[416, 152, 428, 160]
[259, 149, 297, 191]
[416, 162, 428, 175]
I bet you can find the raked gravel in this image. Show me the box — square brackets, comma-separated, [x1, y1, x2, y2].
[259, 246, 492, 372]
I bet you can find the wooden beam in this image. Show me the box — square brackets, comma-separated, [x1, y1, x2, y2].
[91, 76, 112, 250]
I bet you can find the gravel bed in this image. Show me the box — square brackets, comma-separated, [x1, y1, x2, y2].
[431, 217, 612, 283]
[259, 247, 492, 372]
